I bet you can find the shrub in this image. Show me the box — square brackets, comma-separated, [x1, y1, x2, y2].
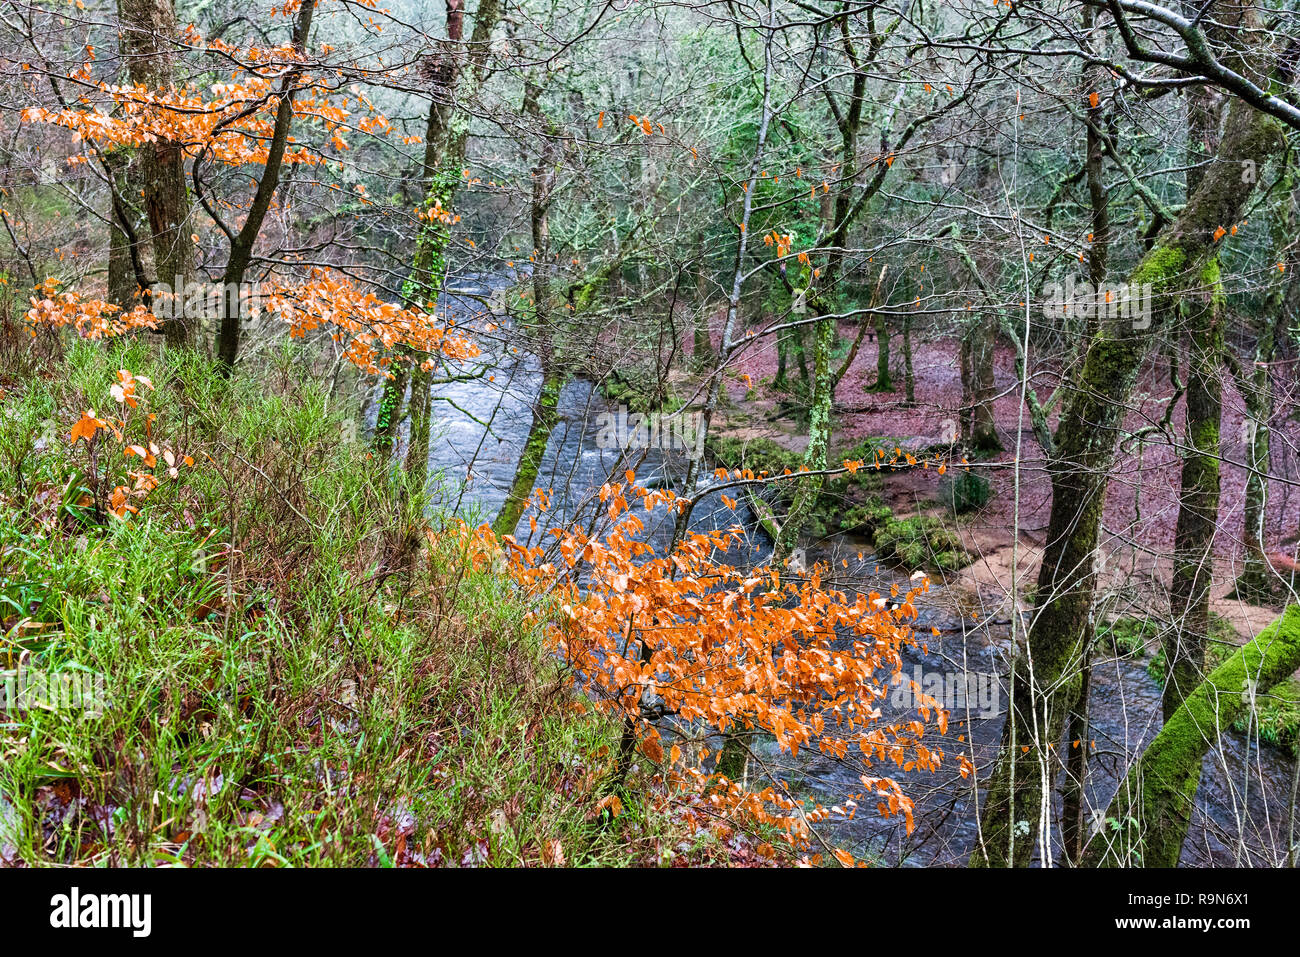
[939, 469, 991, 514]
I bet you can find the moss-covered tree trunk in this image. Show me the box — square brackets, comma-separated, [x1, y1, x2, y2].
[1060, 658, 1093, 865]
[1084, 605, 1300, 867]
[493, 76, 563, 538]
[1164, 12, 1227, 717]
[372, 362, 409, 460]
[970, 90, 1283, 868]
[1237, 165, 1295, 600]
[1237, 312, 1282, 600]
[1167, 263, 1224, 718]
[774, 311, 832, 561]
[1061, 30, 1109, 862]
[377, 0, 502, 472]
[771, 0, 893, 553]
[493, 374, 560, 538]
[403, 362, 433, 481]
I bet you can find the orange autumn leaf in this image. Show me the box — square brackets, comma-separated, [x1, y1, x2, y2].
[69, 412, 103, 446]
[640, 735, 664, 763]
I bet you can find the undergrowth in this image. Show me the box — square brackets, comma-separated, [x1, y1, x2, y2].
[0, 338, 762, 866]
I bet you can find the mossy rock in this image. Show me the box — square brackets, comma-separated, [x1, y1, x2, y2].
[706, 434, 806, 477]
[1247, 676, 1300, 755]
[836, 437, 907, 463]
[933, 550, 968, 571]
[705, 435, 895, 546]
[602, 371, 682, 414]
[871, 515, 970, 572]
[838, 498, 894, 534]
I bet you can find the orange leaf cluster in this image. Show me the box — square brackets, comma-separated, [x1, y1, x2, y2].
[260, 268, 480, 375]
[22, 42, 387, 172]
[762, 230, 795, 258]
[26, 279, 159, 339]
[438, 482, 955, 847]
[69, 371, 193, 520]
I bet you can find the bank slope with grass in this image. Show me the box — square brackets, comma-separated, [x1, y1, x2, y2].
[0, 342, 751, 866]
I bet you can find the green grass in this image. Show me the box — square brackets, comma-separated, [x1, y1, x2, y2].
[0, 339, 718, 866]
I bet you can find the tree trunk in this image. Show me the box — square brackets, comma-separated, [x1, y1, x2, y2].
[373, 362, 410, 460]
[971, 321, 999, 451]
[774, 326, 790, 391]
[902, 307, 915, 407]
[1237, 167, 1295, 600]
[379, 0, 502, 463]
[1061, 21, 1109, 862]
[493, 76, 564, 538]
[403, 361, 432, 486]
[872, 310, 892, 392]
[774, 311, 832, 560]
[969, 91, 1284, 868]
[493, 373, 560, 538]
[1167, 266, 1224, 719]
[105, 149, 140, 311]
[1060, 659, 1093, 865]
[117, 0, 192, 347]
[693, 243, 715, 370]
[833, 265, 887, 401]
[959, 331, 974, 441]
[959, 321, 999, 450]
[793, 321, 810, 388]
[216, 0, 317, 370]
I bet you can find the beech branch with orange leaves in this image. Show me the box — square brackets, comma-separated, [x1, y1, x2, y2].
[442, 481, 972, 861]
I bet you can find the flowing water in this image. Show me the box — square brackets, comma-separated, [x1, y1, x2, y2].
[390, 273, 1297, 867]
